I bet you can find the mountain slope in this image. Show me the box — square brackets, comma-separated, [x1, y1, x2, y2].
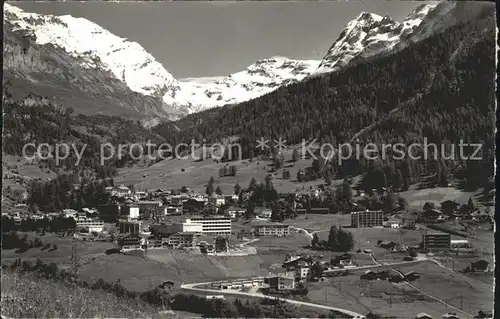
[4, 4, 180, 97]
[154, 2, 495, 190]
[4, 4, 320, 116]
[406, 1, 496, 43]
[4, 3, 440, 118]
[3, 3, 187, 120]
[171, 57, 321, 113]
[317, 3, 437, 73]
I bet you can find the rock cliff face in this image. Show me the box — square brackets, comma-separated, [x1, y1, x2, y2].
[4, 3, 440, 119]
[317, 4, 437, 73]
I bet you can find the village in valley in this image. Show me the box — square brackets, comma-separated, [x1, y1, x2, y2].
[1, 147, 494, 319]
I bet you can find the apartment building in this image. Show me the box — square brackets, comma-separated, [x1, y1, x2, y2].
[351, 210, 384, 228]
[166, 232, 198, 248]
[119, 220, 142, 234]
[118, 235, 143, 251]
[150, 221, 203, 236]
[121, 204, 140, 219]
[265, 274, 296, 291]
[74, 216, 104, 232]
[253, 222, 290, 237]
[185, 216, 232, 236]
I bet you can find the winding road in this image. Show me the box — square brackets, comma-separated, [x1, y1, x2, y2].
[290, 226, 326, 240]
[180, 280, 366, 318]
[180, 257, 435, 319]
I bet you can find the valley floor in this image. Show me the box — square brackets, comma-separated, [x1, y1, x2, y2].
[2, 212, 493, 318]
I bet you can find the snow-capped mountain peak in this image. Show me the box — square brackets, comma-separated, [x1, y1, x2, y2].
[4, 3, 439, 118]
[317, 3, 438, 73]
[166, 57, 321, 114]
[4, 3, 178, 98]
[356, 11, 384, 23]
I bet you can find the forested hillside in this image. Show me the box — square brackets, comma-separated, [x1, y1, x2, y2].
[154, 8, 495, 193]
[2, 85, 166, 211]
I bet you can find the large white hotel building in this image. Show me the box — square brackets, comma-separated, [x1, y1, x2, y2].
[184, 215, 232, 236]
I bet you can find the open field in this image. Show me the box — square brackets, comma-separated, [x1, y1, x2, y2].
[2, 232, 114, 265]
[2, 155, 56, 194]
[114, 148, 346, 194]
[2, 155, 57, 180]
[74, 248, 291, 292]
[397, 186, 485, 210]
[394, 262, 493, 316]
[287, 214, 350, 232]
[303, 260, 493, 318]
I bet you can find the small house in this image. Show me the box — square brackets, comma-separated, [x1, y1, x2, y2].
[470, 260, 489, 272]
[440, 200, 460, 215]
[421, 208, 442, 222]
[388, 218, 402, 228]
[378, 240, 397, 250]
[264, 274, 295, 291]
[404, 271, 420, 281]
[254, 207, 272, 218]
[227, 206, 245, 219]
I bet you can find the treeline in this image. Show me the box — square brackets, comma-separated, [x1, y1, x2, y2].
[1, 232, 57, 252]
[153, 11, 495, 192]
[219, 164, 237, 177]
[311, 225, 355, 252]
[2, 86, 166, 182]
[28, 173, 113, 211]
[293, 177, 406, 214]
[1, 216, 76, 233]
[3, 259, 343, 318]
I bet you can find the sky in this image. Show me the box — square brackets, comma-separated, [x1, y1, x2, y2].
[11, 1, 433, 79]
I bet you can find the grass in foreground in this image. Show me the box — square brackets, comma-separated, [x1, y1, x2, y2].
[0, 270, 175, 318]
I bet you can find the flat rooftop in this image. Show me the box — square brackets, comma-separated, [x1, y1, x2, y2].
[424, 232, 451, 236]
[252, 220, 290, 227]
[188, 215, 230, 219]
